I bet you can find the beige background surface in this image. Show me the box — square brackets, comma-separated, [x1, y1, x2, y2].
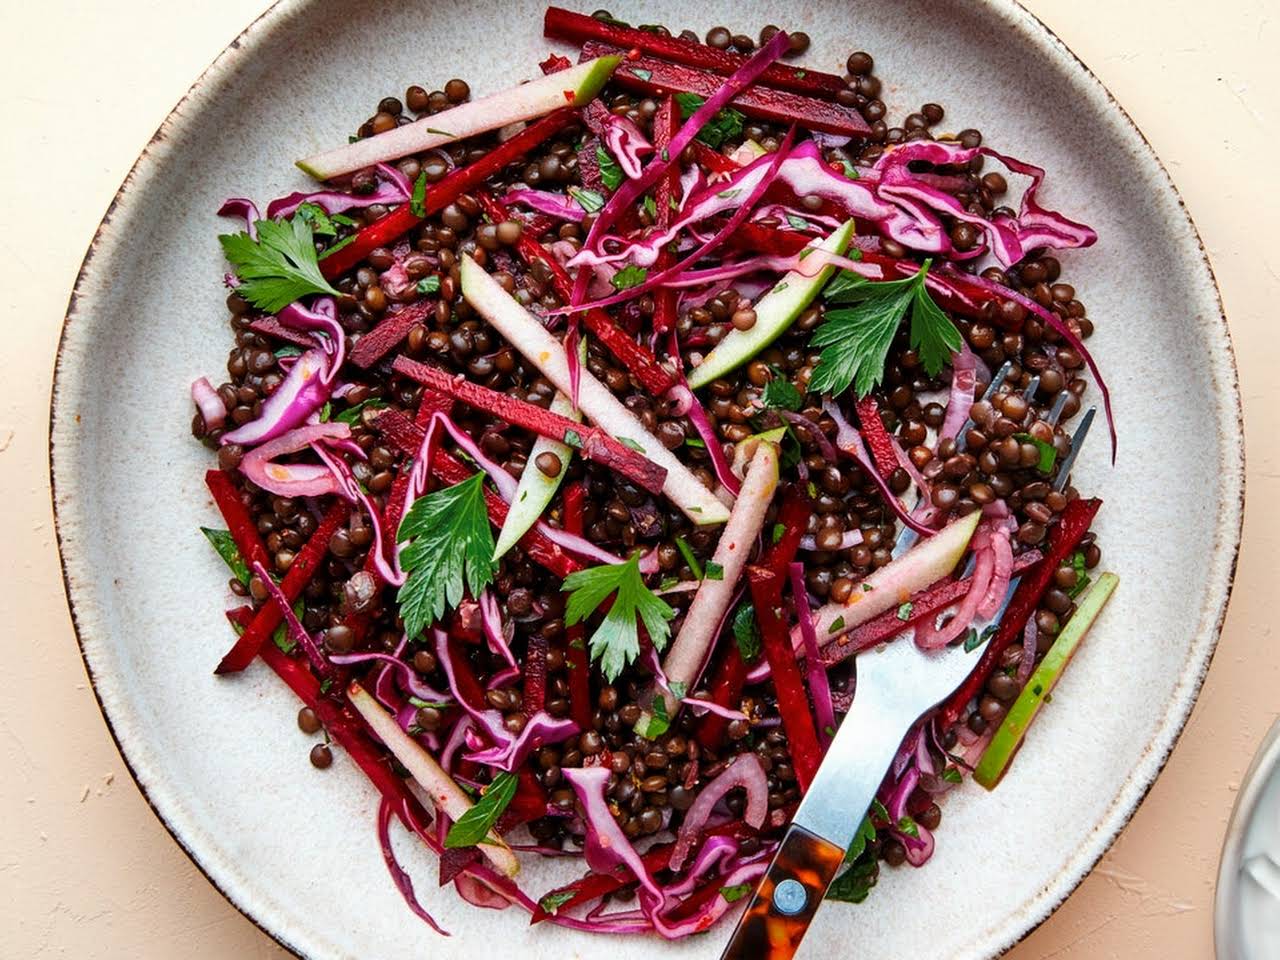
[1, 1, 1275, 956]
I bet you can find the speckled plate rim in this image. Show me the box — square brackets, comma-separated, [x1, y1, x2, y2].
[48, 2, 1244, 958]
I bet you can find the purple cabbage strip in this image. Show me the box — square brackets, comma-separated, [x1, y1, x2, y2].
[673, 384, 742, 496]
[329, 651, 451, 703]
[948, 267, 1115, 458]
[276, 297, 345, 384]
[555, 125, 797, 316]
[789, 562, 836, 749]
[502, 188, 586, 222]
[602, 112, 653, 180]
[434, 630, 577, 772]
[376, 798, 449, 936]
[266, 162, 411, 219]
[251, 559, 335, 682]
[217, 197, 261, 240]
[220, 348, 332, 447]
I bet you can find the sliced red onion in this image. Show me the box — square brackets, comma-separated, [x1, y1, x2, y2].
[221, 348, 332, 447]
[913, 545, 992, 650]
[377, 798, 449, 936]
[266, 163, 410, 219]
[790, 563, 836, 748]
[601, 113, 653, 180]
[977, 524, 1014, 619]
[191, 376, 226, 431]
[502, 189, 586, 222]
[940, 346, 978, 444]
[251, 559, 334, 681]
[217, 197, 261, 240]
[949, 266, 1115, 458]
[238, 421, 351, 497]
[669, 753, 768, 872]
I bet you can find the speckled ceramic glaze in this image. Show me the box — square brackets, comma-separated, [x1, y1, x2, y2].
[50, 1, 1243, 957]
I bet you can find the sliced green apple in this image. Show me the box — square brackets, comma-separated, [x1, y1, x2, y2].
[347, 682, 519, 877]
[807, 510, 980, 642]
[973, 572, 1119, 790]
[493, 391, 580, 561]
[655, 440, 779, 716]
[298, 56, 621, 180]
[460, 255, 730, 525]
[686, 219, 855, 389]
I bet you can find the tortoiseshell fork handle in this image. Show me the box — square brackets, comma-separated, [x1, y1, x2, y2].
[719, 824, 845, 960]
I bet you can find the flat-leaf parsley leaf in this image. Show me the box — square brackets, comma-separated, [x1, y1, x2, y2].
[808, 260, 962, 398]
[444, 771, 518, 848]
[397, 473, 497, 640]
[219, 216, 340, 313]
[562, 553, 674, 682]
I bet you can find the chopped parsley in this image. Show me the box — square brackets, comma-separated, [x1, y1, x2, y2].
[611, 264, 648, 290]
[809, 261, 962, 399]
[720, 883, 752, 903]
[828, 616, 846, 633]
[410, 168, 429, 217]
[896, 815, 920, 839]
[896, 602, 914, 621]
[219, 215, 340, 313]
[704, 561, 724, 581]
[396, 473, 497, 640]
[444, 771, 518, 848]
[538, 889, 577, 914]
[1014, 432, 1058, 473]
[761, 377, 804, 412]
[786, 214, 812, 231]
[335, 397, 388, 425]
[941, 766, 964, 784]
[634, 695, 671, 739]
[733, 603, 761, 662]
[416, 275, 441, 296]
[562, 553, 675, 682]
[200, 527, 249, 585]
[642, 195, 658, 220]
[674, 535, 704, 580]
[674, 92, 745, 148]
[771, 523, 786, 544]
[1067, 549, 1092, 598]
[596, 145, 624, 191]
[632, 67, 653, 82]
[569, 186, 606, 214]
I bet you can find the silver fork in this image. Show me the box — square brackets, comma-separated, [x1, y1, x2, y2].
[719, 635, 991, 960]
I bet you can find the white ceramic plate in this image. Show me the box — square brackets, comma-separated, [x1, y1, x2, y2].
[51, 1, 1243, 957]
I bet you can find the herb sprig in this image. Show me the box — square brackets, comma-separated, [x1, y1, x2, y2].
[674, 92, 746, 149]
[396, 473, 497, 640]
[444, 771, 518, 848]
[562, 553, 674, 682]
[219, 216, 339, 313]
[808, 261, 962, 399]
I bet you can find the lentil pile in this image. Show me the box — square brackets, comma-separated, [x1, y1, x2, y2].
[192, 7, 1108, 936]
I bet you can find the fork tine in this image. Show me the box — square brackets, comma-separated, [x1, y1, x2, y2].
[1052, 406, 1095, 493]
[1046, 390, 1070, 427]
